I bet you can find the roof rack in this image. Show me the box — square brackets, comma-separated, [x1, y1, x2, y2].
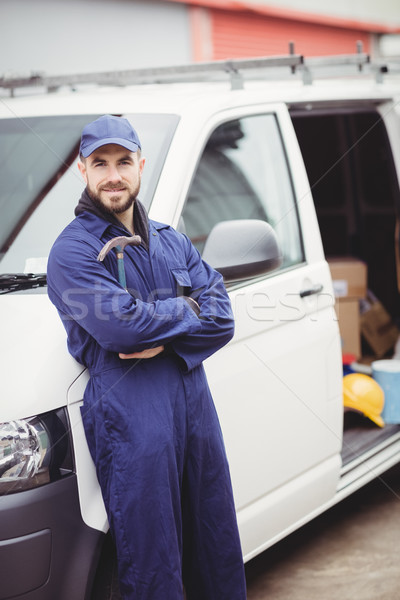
[0, 42, 301, 95]
[300, 41, 369, 84]
[0, 42, 396, 97]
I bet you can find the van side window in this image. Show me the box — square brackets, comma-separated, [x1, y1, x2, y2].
[181, 114, 304, 271]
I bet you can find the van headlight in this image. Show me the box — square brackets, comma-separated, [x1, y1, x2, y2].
[0, 409, 73, 494]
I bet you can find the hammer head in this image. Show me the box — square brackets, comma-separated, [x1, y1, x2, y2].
[97, 235, 142, 262]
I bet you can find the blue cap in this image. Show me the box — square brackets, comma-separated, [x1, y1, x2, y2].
[79, 115, 141, 158]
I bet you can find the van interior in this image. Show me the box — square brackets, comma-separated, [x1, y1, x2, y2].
[291, 105, 400, 466]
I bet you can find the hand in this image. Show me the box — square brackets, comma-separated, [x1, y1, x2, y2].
[119, 345, 165, 360]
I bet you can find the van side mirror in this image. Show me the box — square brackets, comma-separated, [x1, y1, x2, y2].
[202, 219, 283, 282]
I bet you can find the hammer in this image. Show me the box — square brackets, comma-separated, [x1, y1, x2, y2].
[97, 235, 141, 289]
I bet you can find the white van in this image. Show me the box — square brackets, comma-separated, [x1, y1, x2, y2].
[1, 52, 400, 599]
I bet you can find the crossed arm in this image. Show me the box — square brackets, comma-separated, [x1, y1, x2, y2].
[119, 297, 201, 359]
[48, 230, 233, 371]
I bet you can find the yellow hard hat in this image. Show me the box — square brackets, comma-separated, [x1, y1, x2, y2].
[343, 373, 385, 427]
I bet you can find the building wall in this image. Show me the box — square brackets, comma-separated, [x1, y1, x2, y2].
[245, 0, 400, 30]
[169, 0, 400, 31]
[209, 9, 371, 60]
[0, 0, 192, 76]
[177, 0, 400, 60]
[1, 0, 399, 79]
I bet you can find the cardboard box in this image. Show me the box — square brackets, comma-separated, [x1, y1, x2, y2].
[328, 258, 367, 299]
[360, 295, 399, 358]
[335, 298, 361, 359]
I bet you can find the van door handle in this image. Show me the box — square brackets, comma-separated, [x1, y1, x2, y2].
[299, 283, 323, 298]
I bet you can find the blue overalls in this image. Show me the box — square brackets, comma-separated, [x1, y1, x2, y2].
[47, 209, 247, 599]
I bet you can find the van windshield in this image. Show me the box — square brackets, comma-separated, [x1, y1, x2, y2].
[0, 113, 178, 280]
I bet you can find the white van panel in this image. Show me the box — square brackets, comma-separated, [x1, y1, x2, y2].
[0, 294, 84, 421]
[67, 373, 108, 532]
[207, 261, 342, 510]
[238, 454, 341, 561]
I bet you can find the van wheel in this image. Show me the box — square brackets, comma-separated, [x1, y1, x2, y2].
[90, 533, 122, 600]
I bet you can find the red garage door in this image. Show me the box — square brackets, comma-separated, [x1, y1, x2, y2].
[210, 9, 371, 59]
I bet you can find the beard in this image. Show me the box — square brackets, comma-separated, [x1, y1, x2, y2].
[87, 180, 141, 216]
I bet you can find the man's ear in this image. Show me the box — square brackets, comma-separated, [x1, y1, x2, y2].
[78, 159, 88, 183]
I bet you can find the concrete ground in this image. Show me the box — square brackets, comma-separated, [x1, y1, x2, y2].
[245, 464, 400, 600]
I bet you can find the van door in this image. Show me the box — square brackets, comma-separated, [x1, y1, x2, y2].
[380, 100, 400, 295]
[177, 106, 343, 559]
[291, 105, 400, 320]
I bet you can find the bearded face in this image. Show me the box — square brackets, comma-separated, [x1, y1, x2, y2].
[79, 144, 144, 217]
[87, 181, 140, 216]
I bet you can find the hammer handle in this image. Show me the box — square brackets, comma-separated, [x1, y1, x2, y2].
[116, 246, 127, 289]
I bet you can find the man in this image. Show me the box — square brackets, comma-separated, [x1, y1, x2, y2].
[47, 115, 247, 600]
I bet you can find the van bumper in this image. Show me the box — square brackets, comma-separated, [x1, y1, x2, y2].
[0, 474, 103, 600]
